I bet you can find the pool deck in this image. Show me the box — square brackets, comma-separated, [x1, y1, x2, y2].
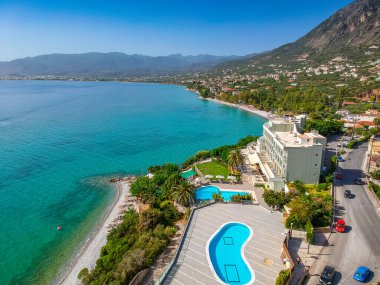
[163, 203, 286, 285]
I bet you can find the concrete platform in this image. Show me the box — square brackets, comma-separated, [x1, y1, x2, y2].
[163, 203, 286, 285]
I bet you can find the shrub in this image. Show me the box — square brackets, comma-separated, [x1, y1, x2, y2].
[285, 195, 331, 229]
[212, 193, 224, 202]
[293, 180, 306, 194]
[262, 190, 293, 210]
[370, 169, 380, 180]
[139, 208, 163, 231]
[235, 135, 259, 147]
[330, 155, 337, 171]
[159, 200, 181, 226]
[346, 140, 356, 149]
[230, 193, 253, 202]
[369, 182, 380, 199]
[275, 269, 291, 285]
[305, 220, 315, 245]
[78, 268, 91, 284]
[316, 183, 329, 192]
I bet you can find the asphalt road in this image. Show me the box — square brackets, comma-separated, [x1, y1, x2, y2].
[308, 142, 380, 284]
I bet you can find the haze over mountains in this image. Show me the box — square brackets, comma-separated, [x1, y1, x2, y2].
[0, 53, 241, 77]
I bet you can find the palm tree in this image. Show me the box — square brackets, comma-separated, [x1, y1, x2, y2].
[171, 180, 195, 207]
[227, 147, 244, 172]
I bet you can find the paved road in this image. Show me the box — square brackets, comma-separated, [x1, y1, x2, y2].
[309, 142, 380, 284]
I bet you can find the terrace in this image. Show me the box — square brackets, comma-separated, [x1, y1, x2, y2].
[162, 203, 287, 285]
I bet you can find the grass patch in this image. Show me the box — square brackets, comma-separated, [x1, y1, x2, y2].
[197, 160, 229, 177]
[369, 182, 380, 199]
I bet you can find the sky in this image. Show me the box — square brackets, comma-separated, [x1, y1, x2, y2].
[0, 0, 353, 61]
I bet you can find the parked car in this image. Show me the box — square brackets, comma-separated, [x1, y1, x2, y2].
[344, 190, 351, 198]
[335, 219, 346, 233]
[335, 172, 343, 180]
[355, 178, 365, 185]
[319, 265, 336, 285]
[353, 266, 371, 282]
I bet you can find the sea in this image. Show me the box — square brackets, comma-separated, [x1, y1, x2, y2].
[0, 80, 266, 284]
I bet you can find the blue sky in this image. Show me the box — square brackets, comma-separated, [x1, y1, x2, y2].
[0, 0, 353, 61]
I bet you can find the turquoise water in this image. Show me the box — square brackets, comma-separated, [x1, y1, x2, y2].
[208, 223, 254, 285]
[195, 186, 248, 201]
[180, 169, 196, 179]
[0, 80, 265, 285]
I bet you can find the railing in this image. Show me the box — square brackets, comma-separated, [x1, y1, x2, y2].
[154, 202, 215, 285]
[129, 268, 151, 285]
[281, 236, 295, 285]
[154, 260, 174, 285]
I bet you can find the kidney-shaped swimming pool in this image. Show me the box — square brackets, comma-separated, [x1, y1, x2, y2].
[207, 222, 255, 285]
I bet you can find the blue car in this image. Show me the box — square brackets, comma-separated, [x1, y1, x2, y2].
[353, 266, 371, 282]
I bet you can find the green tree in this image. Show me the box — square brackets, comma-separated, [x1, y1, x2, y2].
[293, 180, 306, 194]
[130, 176, 159, 203]
[262, 190, 293, 210]
[171, 180, 195, 207]
[139, 208, 163, 231]
[305, 119, 343, 136]
[227, 148, 244, 172]
[305, 220, 315, 245]
[113, 248, 145, 283]
[161, 173, 184, 199]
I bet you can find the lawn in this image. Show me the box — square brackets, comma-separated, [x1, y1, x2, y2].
[197, 160, 229, 177]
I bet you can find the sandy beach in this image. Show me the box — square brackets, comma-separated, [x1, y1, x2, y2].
[58, 181, 131, 285]
[202, 97, 270, 119]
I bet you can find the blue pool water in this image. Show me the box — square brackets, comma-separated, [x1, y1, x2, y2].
[195, 186, 248, 201]
[207, 222, 254, 285]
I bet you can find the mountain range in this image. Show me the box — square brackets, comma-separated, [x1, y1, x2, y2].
[1, 0, 379, 79]
[211, 0, 380, 73]
[0, 53, 241, 77]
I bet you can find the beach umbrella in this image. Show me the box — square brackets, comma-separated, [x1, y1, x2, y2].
[216, 175, 225, 179]
[227, 175, 236, 180]
[204, 174, 214, 179]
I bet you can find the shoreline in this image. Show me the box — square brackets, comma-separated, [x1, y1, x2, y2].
[200, 97, 270, 119]
[58, 181, 130, 285]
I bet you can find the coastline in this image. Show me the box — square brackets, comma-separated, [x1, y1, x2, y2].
[200, 97, 270, 119]
[58, 181, 130, 285]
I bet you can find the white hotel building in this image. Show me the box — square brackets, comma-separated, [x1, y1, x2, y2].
[249, 115, 327, 191]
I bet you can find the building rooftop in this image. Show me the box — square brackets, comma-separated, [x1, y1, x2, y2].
[275, 131, 324, 148]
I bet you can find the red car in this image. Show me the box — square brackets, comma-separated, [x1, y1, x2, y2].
[335, 172, 343, 180]
[336, 219, 346, 233]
